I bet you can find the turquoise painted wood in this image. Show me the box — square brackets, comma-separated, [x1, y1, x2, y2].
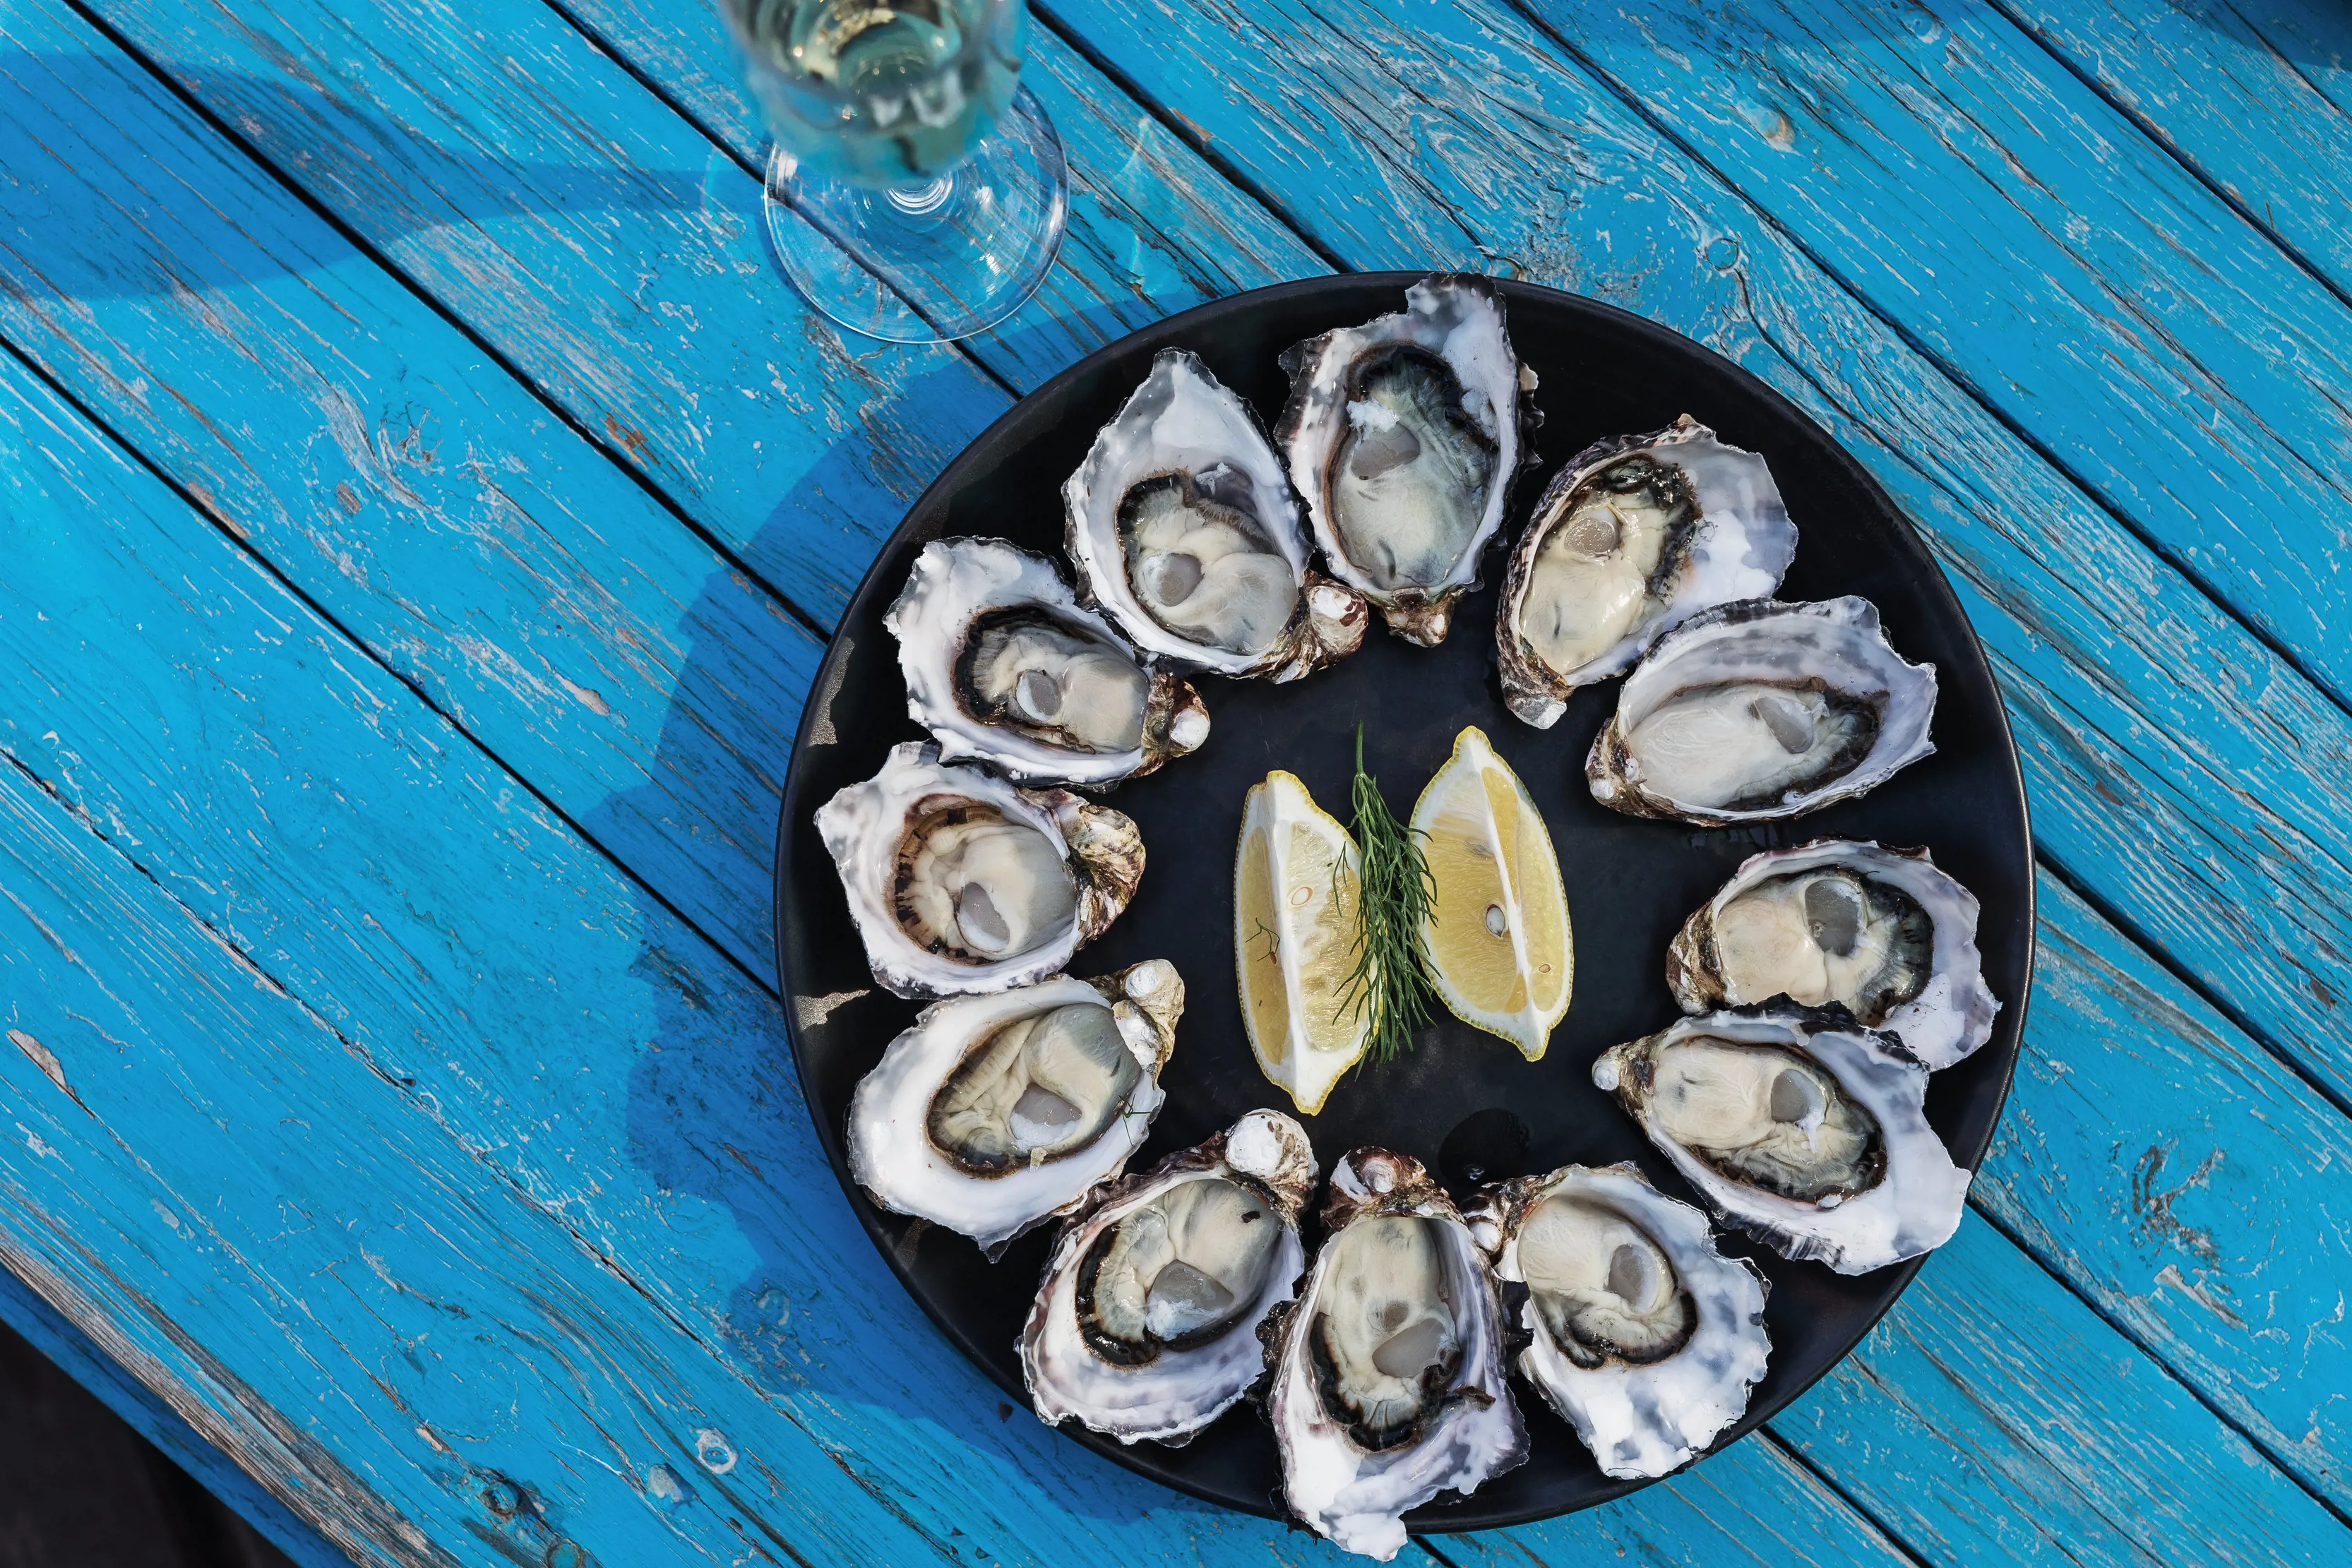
[0, 0, 2347, 1560]
[1995, 0, 2352, 292]
[7, 295, 2351, 1563]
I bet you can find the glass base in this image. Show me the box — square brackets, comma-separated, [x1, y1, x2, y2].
[763, 87, 1068, 344]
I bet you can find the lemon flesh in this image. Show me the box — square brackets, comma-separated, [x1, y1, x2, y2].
[1412, 726, 1572, 1060]
[1236, 770, 1369, 1114]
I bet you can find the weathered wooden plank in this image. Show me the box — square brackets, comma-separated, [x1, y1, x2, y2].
[0, 316, 1803, 1568]
[1971, 870, 2352, 1509]
[73, 0, 1315, 617]
[0, 1265, 345, 1568]
[1039, 0, 2352, 1106]
[15, 196, 2352, 1568]
[1776, 1215, 2346, 1567]
[0, 765, 964, 1568]
[1991, 0, 2352, 294]
[0, 6, 846, 977]
[1520, 0, 2352, 702]
[1441, 1437, 1907, 1567]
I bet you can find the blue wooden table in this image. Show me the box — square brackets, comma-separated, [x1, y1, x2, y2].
[0, 0, 2347, 1562]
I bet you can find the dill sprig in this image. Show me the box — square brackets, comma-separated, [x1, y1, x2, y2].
[1337, 724, 1441, 1063]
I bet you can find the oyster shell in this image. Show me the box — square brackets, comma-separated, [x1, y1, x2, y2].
[1262, 1148, 1524, 1560]
[1587, 597, 1937, 824]
[1277, 275, 1530, 646]
[847, 962, 1183, 1258]
[817, 741, 1145, 998]
[888, 537, 1210, 787]
[1669, 840, 1998, 1070]
[1498, 417, 1795, 727]
[1064, 349, 1366, 681]
[1020, 1109, 1316, 1443]
[1466, 1163, 1769, 1480]
[1592, 1011, 1969, 1274]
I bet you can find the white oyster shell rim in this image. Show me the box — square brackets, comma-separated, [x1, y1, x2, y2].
[885, 535, 1205, 786]
[1593, 1010, 1971, 1275]
[1063, 348, 1354, 679]
[1587, 596, 1938, 824]
[846, 967, 1178, 1259]
[1477, 1162, 1770, 1480]
[1498, 416, 1796, 727]
[1277, 274, 1527, 644]
[1671, 839, 1999, 1070]
[1266, 1148, 1526, 1561]
[815, 741, 1141, 999]
[1018, 1109, 1315, 1444]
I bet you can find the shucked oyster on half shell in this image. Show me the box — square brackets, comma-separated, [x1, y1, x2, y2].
[1498, 417, 1796, 728]
[1261, 1148, 1525, 1561]
[1020, 1109, 1316, 1444]
[847, 962, 1183, 1259]
[1466, 1163, 1769, 1480]
[1669, 840, 1998, 1070]
[817, 742, 1145, 998]
[1592, 1011, 1970, 1275]
[888, 537, 1210, 787]
[1587, 597, 1938, 825]
[1277, 275, 1531, 647]
[1064, 349, 1367, 682]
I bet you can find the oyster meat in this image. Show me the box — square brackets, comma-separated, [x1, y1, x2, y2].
[1669, 840, 1998, 1070]
[889, 537, 1210, 786]
[1065, 349, 1366, 681]
[847, 962, 1183, 1257]
[1467, 1163, 1769, 1480]
[818, 741, 1145, 997]
[1593, 1011, 1969, 1274]
[1277, 276, 1529, 647]
[1587, 597, 1937, 824]
[1021, 1110, 1316, 1443]
[1498, 417, 1795, 727]
[1262, 1149, 1524, 1560]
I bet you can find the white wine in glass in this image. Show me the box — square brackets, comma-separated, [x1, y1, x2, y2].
[722, 0, 1068, 342]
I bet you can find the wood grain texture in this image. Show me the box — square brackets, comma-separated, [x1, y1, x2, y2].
[8, 237, 2352, 1568]
[1040, 0, 2352, 1119]
[0, 318, 1878, 1567]
[1524, 0, 2352, 704]
[1776, 1216, 2346, 1567]
[1993, 0, 2352, 292]
[0, 5, 834, 977]
[1440, 1437, 1907, 1567]
[0, 1267, 342, 1568]
[1974, 872, 2352, 1509]
[74, 0, 1318, 618]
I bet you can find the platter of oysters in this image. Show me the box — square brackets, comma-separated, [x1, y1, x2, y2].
[775, 275, 2031, 1552]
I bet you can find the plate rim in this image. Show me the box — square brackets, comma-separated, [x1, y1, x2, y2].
[771, 272, 2036, 1533]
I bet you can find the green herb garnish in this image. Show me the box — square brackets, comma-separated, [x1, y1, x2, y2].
[1336, 724, 1441, 1063]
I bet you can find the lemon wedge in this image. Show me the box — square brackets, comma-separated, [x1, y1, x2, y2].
[1411, 726, 1572, 1060]
[1236, 770, 1370, 1114]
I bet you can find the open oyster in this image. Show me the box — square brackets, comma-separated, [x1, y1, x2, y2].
[847, 962, 1183, 1258]
[1277, 276, 1529, 647]
[1262, 1149, 1524, 1560]
[1592, 1012, 1969, 1274]
[1021, 1109, 1315, 1443]
[1467, 1163, 1769, 1480]
[1669, 841, 1998, 1070]
[1587, 597, 1937, 824]
[1498, 418, 1795, 727]
[817, 742, 1145, 997]
[888, 537, 1209, 787]
[1064, 349, 1366, 681]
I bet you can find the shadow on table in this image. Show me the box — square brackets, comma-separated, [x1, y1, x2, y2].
[586, 335, 1296, 1545]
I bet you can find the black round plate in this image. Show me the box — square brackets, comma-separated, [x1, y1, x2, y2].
[773, 275, 2033, 1533]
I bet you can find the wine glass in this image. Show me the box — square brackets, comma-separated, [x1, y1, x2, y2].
[722, 0, 1068, 343]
